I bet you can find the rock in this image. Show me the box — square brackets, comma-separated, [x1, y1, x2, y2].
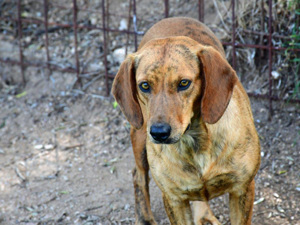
[273, 193, 279, 198]
[271, 71, 280, 79]
[34, 144, 44, 150]
[124, 204, 130, 210]
[113, 48, 126, 64]
[88, 61, 103, 71]
[254, 197, 264, 205]
[119, 19, 128, 30]
[44, 144, 55, 150]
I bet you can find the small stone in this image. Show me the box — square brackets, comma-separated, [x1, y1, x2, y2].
[276, 205, 285, 213]
[113, 48, 126, 64]
[34, 144, 44, 150]
[119, 19, 128, 30]
[254, 197, 264, 205]
[90, 16, 97, 25]
[124, 204, 130, 210]
[271, 71, 280, 79]
[104, 135, 111, 142]
[44, 144, 54, 150]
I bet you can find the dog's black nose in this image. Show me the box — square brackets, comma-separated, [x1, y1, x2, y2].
[150, 123, 171, 143]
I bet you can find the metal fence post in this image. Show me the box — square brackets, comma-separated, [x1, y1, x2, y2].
[72, 0, 81, 85]
[231, 0, 236, 71]
[43, 0, 51, 77]
[198, 0, 204, 23]
[164, 0, 169, 18]
[132, 0, 138, 51]
[268, 0, 273, 118]
[0, 1, 298, 104]
[102, 0, 109, 96]
[17, 0, 25, 85]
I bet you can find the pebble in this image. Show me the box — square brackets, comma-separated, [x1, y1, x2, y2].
[124, 204, 130, 210]
[273, 193, 279, 198]
[271, 71, 280, 79]
[45, 144, 55, 150]
[254, 197, 264, 205]
[276, 205, 285, 213]
[119, 19, 128, 30]
[34, 144, 44, 150]
[113, 48, 126, 64]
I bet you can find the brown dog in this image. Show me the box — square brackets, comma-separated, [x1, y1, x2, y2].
[112, 17, 260, 225]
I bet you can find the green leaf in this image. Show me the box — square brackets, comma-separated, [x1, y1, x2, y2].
[15, 91, 27, 98]
[110, 166, 116, 174]
[113, 101, 118, 109]
[291, 58, 300, 62]
[290, 34, 300, 39]
[290, 43, 300, 46]
[21, 12, 29, 17]
[54, 126, 66, 131]
[278, 170, 287, 175]
[102, 158, 118, 167]
[0, 120, 5, 129]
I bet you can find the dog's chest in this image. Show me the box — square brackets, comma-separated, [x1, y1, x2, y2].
[147, 143, 238, 201]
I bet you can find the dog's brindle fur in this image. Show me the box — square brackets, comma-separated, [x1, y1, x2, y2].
[112, 17, 260, 225]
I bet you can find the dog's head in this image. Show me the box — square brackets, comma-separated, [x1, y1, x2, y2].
[112, 37, 237, 144]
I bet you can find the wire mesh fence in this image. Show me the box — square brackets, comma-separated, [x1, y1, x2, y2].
[0, 0, 299, 116]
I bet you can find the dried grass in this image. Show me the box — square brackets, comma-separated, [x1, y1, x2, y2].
[212, 0, 299, 100]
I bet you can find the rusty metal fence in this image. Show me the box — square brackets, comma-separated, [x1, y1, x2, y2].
[0, 0, 299, 115]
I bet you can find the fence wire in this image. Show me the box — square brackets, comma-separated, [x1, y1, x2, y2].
[0, 0, 299, 116]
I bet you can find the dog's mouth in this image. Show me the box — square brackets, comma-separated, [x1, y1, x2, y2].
[150, 137, 179, 145]
[184, 123, 191, 133]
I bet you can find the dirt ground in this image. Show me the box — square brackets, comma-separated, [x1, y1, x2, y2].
[0, 66, 299, 225]
[0, 0, 300, 224]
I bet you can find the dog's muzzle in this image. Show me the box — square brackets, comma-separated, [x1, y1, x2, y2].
[150, 123, 171, 143]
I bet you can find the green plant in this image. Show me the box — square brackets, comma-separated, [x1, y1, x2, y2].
[285, 0, 300, 99]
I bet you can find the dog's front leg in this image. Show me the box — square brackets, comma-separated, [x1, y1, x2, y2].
[229, 179, 255, 225]
[162, 195, 194, 225]
[192, 201, 221, 225]
[131, 128, 157, 225]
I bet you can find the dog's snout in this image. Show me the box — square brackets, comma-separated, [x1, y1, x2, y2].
[150, 123, 171, 143]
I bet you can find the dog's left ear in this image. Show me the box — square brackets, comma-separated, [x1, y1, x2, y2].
[111, 54, 144, 129]
[197, 46, 238, 124]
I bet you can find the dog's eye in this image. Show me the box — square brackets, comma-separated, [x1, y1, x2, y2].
[139, 82, 151, 93]
[178, 80, 191, 91]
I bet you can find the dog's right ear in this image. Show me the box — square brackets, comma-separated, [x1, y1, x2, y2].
[111, 54, 144, 129]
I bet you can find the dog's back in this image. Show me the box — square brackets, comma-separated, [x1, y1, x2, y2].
[139, 17, 225, 56]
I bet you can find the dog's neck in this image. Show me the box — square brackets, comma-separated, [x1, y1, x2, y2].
[159, 118, 210, 174]
[161, 116, 232, 175]
[176, 118, 207, 153]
